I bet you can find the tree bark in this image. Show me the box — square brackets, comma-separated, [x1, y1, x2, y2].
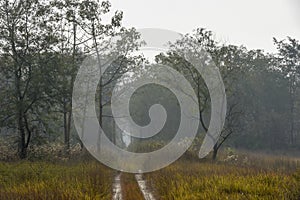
[212, 144, 218, 161]
[63, 101, 70, 151]
[91, 21, 103, 153]
[18, 108, 27, 159]
[17, 82, 27, 159]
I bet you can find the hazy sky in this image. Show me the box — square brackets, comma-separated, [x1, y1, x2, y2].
[110, 0, 300, 53]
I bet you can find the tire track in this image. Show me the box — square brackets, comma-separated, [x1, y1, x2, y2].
[112, 173, 122, 200]
[135, 174, 156, 200]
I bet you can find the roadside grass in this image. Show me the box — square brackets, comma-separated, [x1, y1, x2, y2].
[1, 151, 300, 200]
[145, 155, 300, 200]
[0, 161, 114, 200]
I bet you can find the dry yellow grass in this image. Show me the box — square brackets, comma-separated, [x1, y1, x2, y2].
[1, 152, 300, 200]
[0, 161, 114, 200]
[145, 157, 300, 200]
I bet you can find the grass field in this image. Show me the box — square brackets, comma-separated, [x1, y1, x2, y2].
[145, 154, 300, 200]
[0, 161, 114, 200]
[0, 152, 300, 200]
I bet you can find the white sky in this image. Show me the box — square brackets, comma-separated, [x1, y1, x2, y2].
[110, 0, 300, 53]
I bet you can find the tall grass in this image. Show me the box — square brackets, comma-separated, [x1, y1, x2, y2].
[0, 161, 114, 200]
[1, 148, 300, 199]
[145, 156, 300, 200]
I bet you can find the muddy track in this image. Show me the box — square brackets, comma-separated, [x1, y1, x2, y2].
[112, 173, 155, 200]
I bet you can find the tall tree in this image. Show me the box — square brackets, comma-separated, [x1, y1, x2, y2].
[274, 37, 300, 145]
[156, 28, 243, 160]
[0, 0, 59, 158]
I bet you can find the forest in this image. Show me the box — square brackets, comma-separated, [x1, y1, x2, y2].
[0, 0, 300, 199]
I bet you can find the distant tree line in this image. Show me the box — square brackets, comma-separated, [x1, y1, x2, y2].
[0, 0, 299, 160]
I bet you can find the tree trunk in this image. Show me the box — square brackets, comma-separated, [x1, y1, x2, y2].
[97, 79, 102, 153]
[63, 101, 70, 152]
[18, 111, 27, 159]
[17, 96, 27, 159]
[212, 143, 218, 161]
[67, 106, 72, 149]
[92, 21, 103, 153]
[289, 75, 296, 145]
[24, 115, 31, 149]
[16, 65, 27, 159]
